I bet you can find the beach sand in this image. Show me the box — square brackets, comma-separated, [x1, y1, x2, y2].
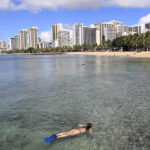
[66, 51, 150, 58]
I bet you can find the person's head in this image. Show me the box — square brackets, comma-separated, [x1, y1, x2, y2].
[86, 123, 92, 130]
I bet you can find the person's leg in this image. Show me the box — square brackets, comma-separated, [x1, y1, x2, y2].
[57, 132, 67, 136]
[56, 130, 78, 138]
[57, 129, 75, 136]
[57, 132, 71, 136]
[56, 134, 69, 138]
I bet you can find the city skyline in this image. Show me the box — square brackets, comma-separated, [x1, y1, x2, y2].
[0, 0, 150, 43]
[0, 18, 147, 44]
[0, 21, 144, 51]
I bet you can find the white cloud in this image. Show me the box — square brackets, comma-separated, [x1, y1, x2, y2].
[138, 14, 150, 25]
[0, 0, 15, 11]
[137, 13, 150, 32]
[40, 31, 52, 42]
[108, 0, 150, 8]
[1, 0, 150, 11]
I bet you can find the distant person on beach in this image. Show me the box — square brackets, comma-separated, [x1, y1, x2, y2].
[44, 123, 92, 142]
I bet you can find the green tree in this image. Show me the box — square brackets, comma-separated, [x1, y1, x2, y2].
[27, 47, 34, 53]
[144, 31, 150, 51]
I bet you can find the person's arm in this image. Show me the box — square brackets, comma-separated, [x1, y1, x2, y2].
[78, 124, 85, 127]
[89, 129, 92, 134]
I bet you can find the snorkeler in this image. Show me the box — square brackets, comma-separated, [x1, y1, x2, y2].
[44, 123, 92, 143]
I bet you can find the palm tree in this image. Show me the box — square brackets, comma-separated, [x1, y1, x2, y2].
[144, 31, 150, 51]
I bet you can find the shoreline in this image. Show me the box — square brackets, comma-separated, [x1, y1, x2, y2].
[66, 51, 150, 58]
[0, 52, 65, 55]
[1, 51, 150, 58]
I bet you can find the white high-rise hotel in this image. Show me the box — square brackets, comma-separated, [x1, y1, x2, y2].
[73, 24, 84, 45]
[52, 24, 62, 47]
[58, 31, 70, 47]
[0, 40, 7, 49]
[10, 36, 19, 50]
[29, 27, 38, 49]
[73, 23, 100, 46]
[19, 29, 27, 50]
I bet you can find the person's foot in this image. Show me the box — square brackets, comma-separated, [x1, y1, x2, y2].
[44, 134, 57, 143]
[51, 134, 57, 140]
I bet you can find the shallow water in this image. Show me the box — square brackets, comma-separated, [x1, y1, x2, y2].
[0, 54, 150, 150]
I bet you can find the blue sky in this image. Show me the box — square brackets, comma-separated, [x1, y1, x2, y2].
[0, 0, 150, 42]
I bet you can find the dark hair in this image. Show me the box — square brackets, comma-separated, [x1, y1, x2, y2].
[86, 123, 92, 130]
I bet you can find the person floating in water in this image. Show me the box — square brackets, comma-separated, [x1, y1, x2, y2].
[44, 123, 92, 143]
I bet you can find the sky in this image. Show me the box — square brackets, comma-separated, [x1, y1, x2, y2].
[0, 0, 150, 43]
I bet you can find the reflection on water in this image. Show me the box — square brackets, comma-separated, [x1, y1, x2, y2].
[0, 55, 150, 150]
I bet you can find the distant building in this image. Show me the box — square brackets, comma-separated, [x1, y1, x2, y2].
[111, 21, 123, 26]
[123, 26, 129, 33]
[19, 29, 28, 50]
[111, 21, 124, 38]
[0, 40, 7, 51]
[73, 24, 84, 45]
[90, 27, 100, 45]
[117, 25, 129, 36]
[95, 22, 117, 42]
[83, 27, 91, 45]
[145, 23, 150, 29]
[83, 27, 100, 45]
[52, 24, 62, 47]
[145, 23, 150, 32]
[0, 40, 7, 49]
[38, 37, 42, 43]
[129, 26, 141, 34]
[115, 25, 130, 37]
[52, 40, 58, 48]
[37, 42, 52, 49]
[58, 31, 70, 47]
[9, 36, 19, 50]
[122, 32, 129, 36]
[52, 24, 62, 41]
[29, 27, 38, 49]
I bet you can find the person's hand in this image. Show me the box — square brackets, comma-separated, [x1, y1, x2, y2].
[89, 129, 92, 134]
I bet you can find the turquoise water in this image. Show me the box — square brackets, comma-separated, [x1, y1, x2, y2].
[0, 54, 150, 150]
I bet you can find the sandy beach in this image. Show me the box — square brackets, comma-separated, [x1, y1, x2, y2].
[66, 51, 150, 58]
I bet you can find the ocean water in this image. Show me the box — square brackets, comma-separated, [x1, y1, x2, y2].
[0, 54, 150, 150]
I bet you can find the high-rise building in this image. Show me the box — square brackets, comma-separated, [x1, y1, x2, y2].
[0, 40, 7, 51]
[83, 27, 91, 45]
[19, 29, 28, 50]
[145, 23, 150, 31]
[111, 21, 124, 38]
[129, 26, 141, 34]
[123, 26, 129, 33]
[38, 37, 42, 43]
[29, 27, 38, 49]
[91, 28, 100, 45]
[111, 21, 123, 26]
[95, 22, 117, 42]
[37, 42, 52, 49]
[9, 36, 19, 50]
[0, 40, 7, 49]
[52, 24, 62, 41]
[73, 24, 84, 45]
[83, 27, 100, 45]
[58, 31, 70, 47]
